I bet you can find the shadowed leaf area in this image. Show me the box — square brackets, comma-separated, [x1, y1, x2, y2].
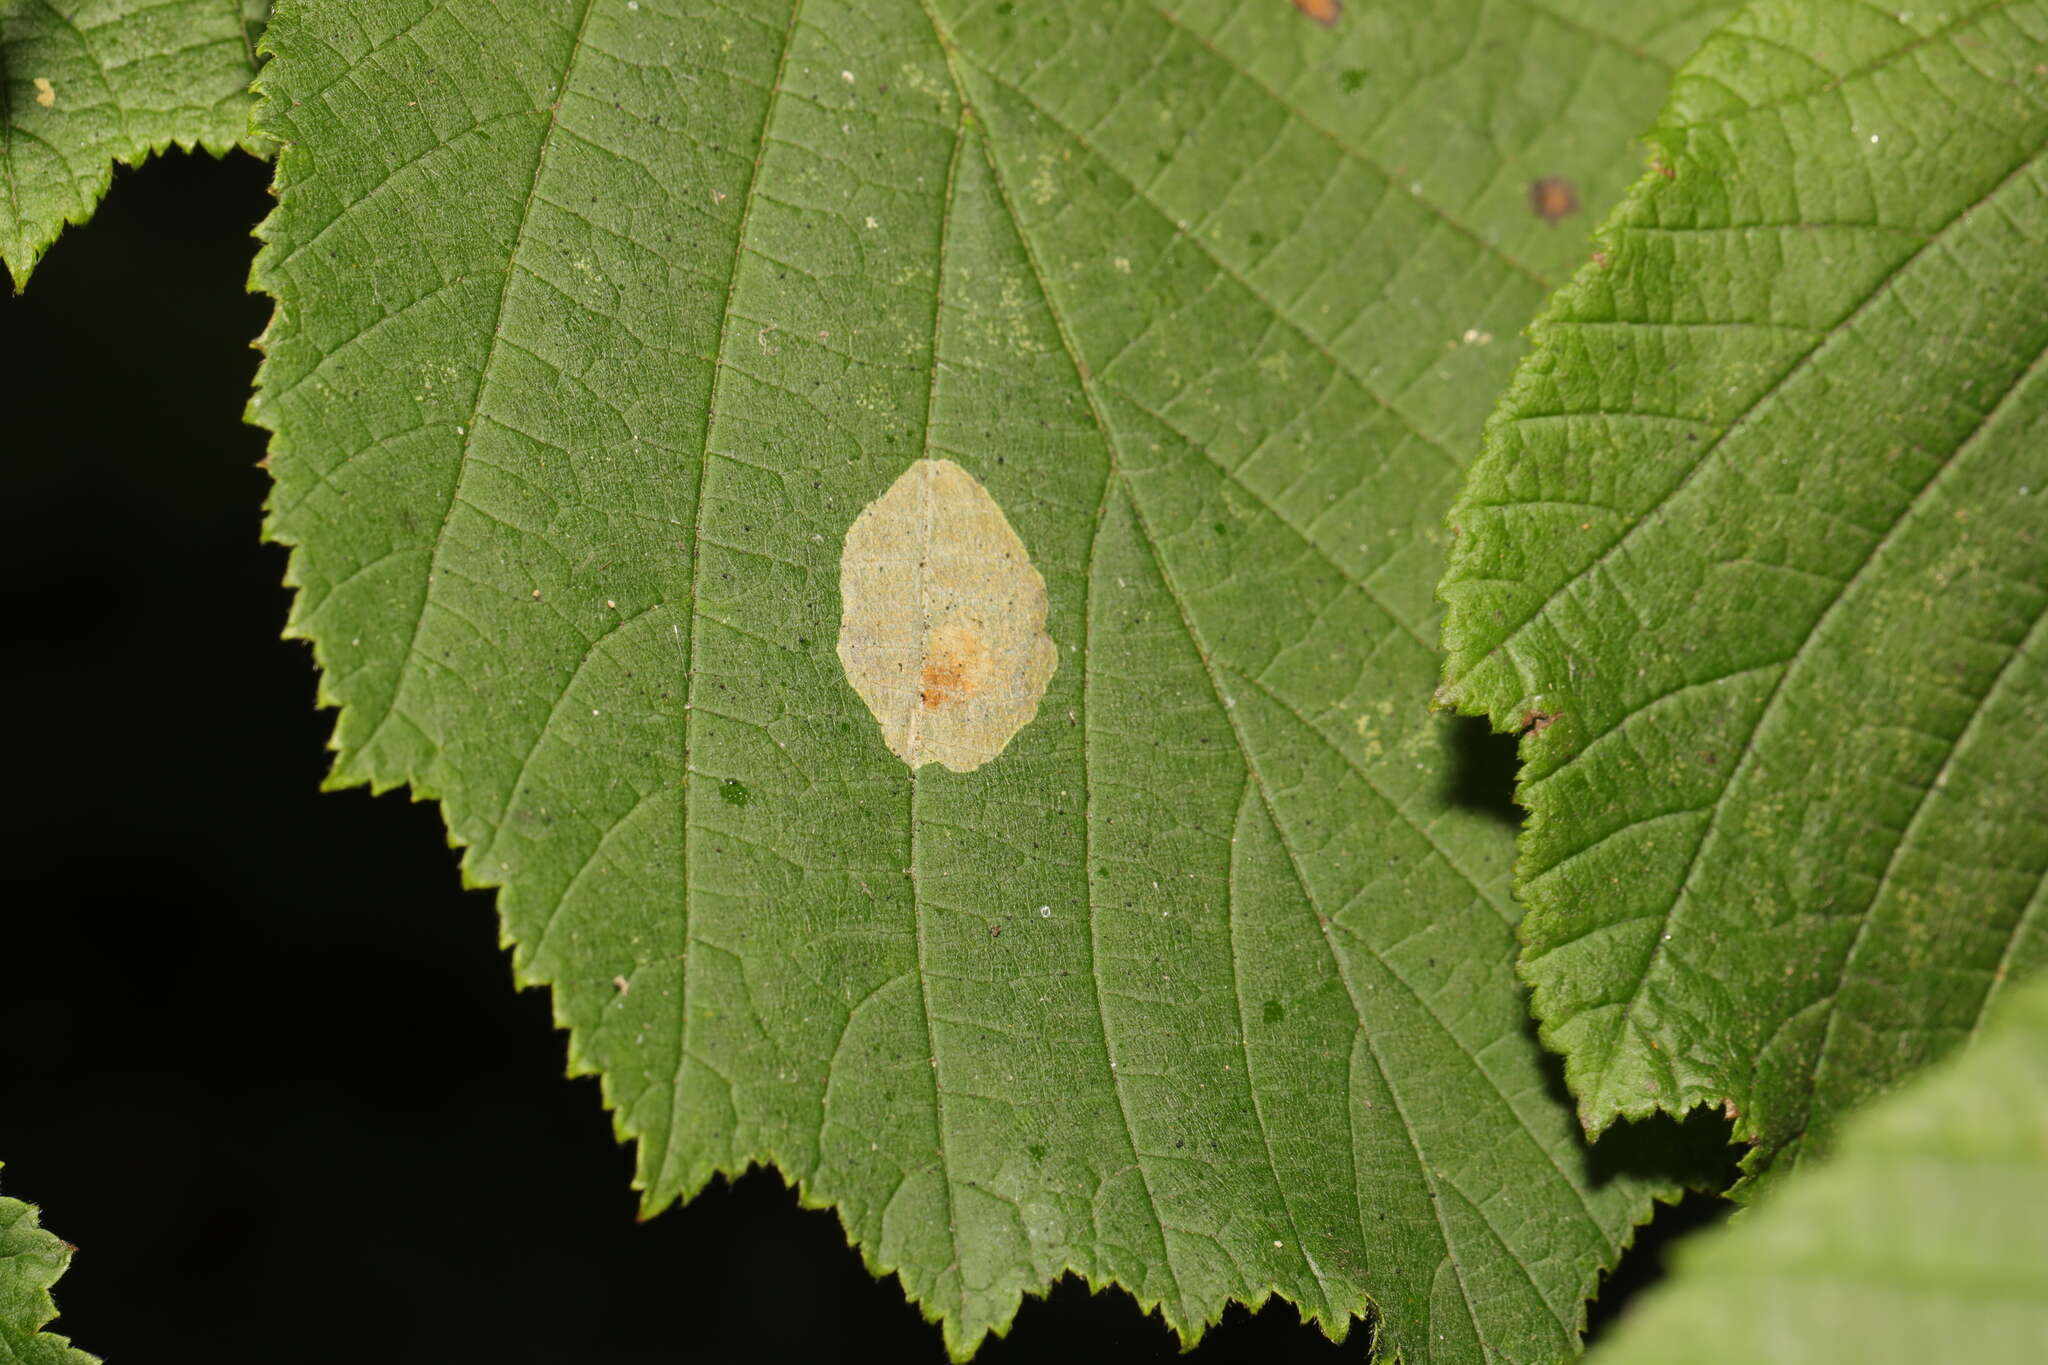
[1585, 971, 2048, 1364]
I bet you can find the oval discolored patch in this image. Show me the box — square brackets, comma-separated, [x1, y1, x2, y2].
[837, 459, 1057, 773]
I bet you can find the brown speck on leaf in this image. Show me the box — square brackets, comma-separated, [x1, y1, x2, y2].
[1290, 0, 1342, 26]
[1592, 249, 1610, 268]
[612, 975, 630, 995]
[1701, 750, 1719, 766]
[1723, 1098, 1741, 1121]
[989, 923, 1002, 939]
[1529, 177, 1578, 223]
[1654, 161, 1677, 180]
[33, 77, 56, 108]
[1520, 708, 1561, 736]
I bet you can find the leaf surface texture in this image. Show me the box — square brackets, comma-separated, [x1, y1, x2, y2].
[0, 1171, 97, 1365]
[0, 0, 267, 284]
[1438, 0, 2048, 1178]
[252, 0, 1734, 1355]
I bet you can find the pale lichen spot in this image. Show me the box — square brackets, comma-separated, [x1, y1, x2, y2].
[33, 77, 56, 108]
[838, 458, 1057, 773]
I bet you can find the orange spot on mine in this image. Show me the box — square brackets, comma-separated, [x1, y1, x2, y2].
[1529, 177, 1579, 223]
[920, 659, 972, 709]
[1290, 0, 1341, 28]
[918, 629, 991, 711]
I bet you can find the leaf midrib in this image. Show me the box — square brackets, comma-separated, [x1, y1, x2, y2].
[907, 110, 973, 1329]
[917, 3, 1635, 1345]
[912, 4, 1193, 1321]
[1554, 160, 2047, 1113]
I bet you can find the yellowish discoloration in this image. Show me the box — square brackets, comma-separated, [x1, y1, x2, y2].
[33, 77, 56, 109]
[838, 459, 1056, 773]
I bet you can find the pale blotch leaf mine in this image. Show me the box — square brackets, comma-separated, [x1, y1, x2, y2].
[837, 458, 1057, 773]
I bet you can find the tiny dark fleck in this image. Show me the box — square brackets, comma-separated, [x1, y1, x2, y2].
[1529, 177, 1579, 224]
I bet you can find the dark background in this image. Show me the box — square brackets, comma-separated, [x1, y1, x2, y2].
[1, 151, 1719, 1364]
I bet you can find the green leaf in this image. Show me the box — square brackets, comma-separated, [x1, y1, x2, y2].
[0, 1170, 98, 1365]
[1437, 0, 2047, 1181]
[1, 0, 268, 286]
[251, 1, 1733, 1356]
[1584, 967, 2048, 1365]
